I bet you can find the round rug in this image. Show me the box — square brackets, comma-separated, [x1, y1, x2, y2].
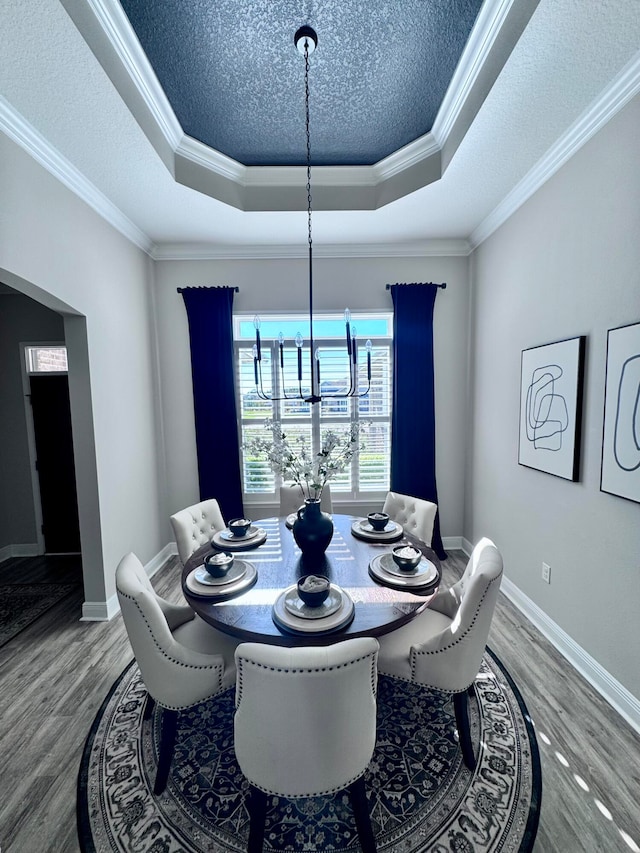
[78, 648, 540, 852]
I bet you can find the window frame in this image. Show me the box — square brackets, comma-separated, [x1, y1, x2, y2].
[234, 311, 393, 507]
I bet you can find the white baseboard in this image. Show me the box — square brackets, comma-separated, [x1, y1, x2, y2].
[145, 542, 176, 579]
[0, 543, 40, 563]
[461, 536, 474, 556]
[80, 543, 177, 621]
[500, 576, 640, 735]
[81, 596, 120, 621]
[455, 537, 640, 734]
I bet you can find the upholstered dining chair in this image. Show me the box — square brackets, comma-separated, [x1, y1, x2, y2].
[279, 483, 333, 516]
[170, 498, 226, 564]
[115, 552, 239, 794]
[382, 491, 437, 547]
[234, 638, 380, 853]
[376, 537, 503, 770]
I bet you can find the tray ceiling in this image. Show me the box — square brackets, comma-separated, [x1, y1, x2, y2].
[2, 0, 639, 251]
[118, 0, 484, 168]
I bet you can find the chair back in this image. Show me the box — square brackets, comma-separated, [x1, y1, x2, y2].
[170, 498, 226, 564]
[234, 638, 378, 797]
[411, 537, 503, 691]
[116, 553, 225, 708]
[279, 484, 333, 516]
[382, 491, 437, 546]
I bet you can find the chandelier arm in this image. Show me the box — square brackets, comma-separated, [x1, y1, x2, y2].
[255, 359, 270, 400]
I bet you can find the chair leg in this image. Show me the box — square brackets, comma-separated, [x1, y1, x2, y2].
[453, 691, 477, 771]
[247, 784, 268, 853]
[154, 708, 178, 795]
[348, 776, 377, 853]
[143, 693, 155, 721]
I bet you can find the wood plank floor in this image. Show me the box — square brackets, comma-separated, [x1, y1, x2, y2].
[0, 550, 638, 852]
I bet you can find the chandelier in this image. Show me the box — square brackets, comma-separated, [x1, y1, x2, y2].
[252, 26, 371, 405]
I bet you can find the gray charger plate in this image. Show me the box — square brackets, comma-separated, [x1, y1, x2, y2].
[273, 584, 354, 634]
[369, 552, 438, 587]
[185, 560, 257, 599]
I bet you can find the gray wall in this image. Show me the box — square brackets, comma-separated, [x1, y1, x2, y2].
[467, 92, 640, 699]
[0, 132, 166, 604]
[0, 292, 65, 549]
[153, 255, 471, 537]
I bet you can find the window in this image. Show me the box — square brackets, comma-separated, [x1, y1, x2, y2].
[24, 346, 68, 374]
[235, 313, 392, 502]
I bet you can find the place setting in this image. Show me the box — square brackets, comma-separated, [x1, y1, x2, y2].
[184, 551, 258, 600]
[351, 511, 404, 542]
[272, 574, 355, 635]
[369, 543, 440, 592]
[210, 517, 268, 550]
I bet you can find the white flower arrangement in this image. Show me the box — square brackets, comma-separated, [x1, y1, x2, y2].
[245, 419, 363, 501]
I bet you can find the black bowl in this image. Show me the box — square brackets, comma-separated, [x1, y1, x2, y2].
[297, 574, 330, 607]
[368, 511, 390, 532]
[204, 551, 234, 578]
[391, 545, 422, 571]
[228, 517, 252, 537]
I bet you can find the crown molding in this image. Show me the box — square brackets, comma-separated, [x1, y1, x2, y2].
[373, 133, 440, 181]
[470, 49, 640, 249]
[0, 96, 153, 253]
[176, 135, 247, 182]
[433, 0, 518, 146]
[77, 0, 519, 209]
[150, 239, 471, 261]
[85, 0, 182, 147]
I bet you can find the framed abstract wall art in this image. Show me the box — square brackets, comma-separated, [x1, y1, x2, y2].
[518, 336, 586, 481]
[600, 320, 640, 503]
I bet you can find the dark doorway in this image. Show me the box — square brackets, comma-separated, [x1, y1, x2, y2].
[29, 375, 81, 553]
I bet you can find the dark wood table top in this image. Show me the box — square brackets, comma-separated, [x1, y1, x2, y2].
[182, 514, 441, 647]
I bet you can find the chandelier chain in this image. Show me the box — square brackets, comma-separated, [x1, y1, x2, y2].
[304, 41, 312, 253]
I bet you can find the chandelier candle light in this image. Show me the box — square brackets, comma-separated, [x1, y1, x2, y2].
[252, 26, 371, 404]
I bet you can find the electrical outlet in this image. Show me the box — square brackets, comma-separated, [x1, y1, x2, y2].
[542, 562, 551, 584]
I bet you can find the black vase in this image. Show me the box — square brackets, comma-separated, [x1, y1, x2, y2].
[292, 499, 334, 557]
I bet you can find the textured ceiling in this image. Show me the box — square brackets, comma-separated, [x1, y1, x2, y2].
[1, 0, 640, 251]
[118, 0, 483, 167]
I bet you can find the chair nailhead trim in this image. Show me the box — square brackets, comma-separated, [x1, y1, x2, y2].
[248, 770, 367, 799]
[117, 588, 225, 704]
[409, 575, 500, 681]
[235, 653, 378, 707]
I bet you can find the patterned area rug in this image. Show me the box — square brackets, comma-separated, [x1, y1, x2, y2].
[78, 648, 540, 853]
[0, 583, 78, 648]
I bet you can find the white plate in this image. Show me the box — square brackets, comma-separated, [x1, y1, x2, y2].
[185, 560, 257, 598]
[283, 587, 343, 620]
[194, 562, 247, 586]
[218, 525, 261, 542]
[272, 585, 354, 634]
[369, 552, 438, 587]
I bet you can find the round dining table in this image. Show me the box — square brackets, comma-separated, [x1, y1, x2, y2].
[182, 513, 441, 647]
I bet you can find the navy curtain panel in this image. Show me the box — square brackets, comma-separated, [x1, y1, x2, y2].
[389, 282, 446, 559]
[180, 286, 243, 520]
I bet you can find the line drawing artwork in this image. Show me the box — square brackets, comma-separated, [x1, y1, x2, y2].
[525, 364, 569, 451]
[613, 353, 640, 472]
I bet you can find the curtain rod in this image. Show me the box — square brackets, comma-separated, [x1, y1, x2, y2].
[386, 282, 446, 290]
[176, 286, 239, 292]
